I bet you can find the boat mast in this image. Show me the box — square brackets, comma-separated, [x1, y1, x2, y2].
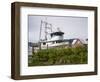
[39, 17, 53, 42]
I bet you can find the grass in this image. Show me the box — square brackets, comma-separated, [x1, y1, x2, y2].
[28, 46, 88, 66]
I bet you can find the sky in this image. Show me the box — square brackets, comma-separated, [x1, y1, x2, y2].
[28, 15, 88, 43]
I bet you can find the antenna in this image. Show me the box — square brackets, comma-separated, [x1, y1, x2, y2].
[57, 27, 61, 32]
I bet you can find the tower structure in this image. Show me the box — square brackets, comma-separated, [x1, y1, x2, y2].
[39, 18, 52, 42]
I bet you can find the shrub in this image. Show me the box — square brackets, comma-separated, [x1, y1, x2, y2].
[28, 46, 87, 66]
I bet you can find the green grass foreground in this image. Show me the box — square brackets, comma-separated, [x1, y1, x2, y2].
[28, 46, 88, 66]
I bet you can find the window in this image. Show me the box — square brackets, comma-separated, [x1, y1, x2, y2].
[52, 41, 55, 44]
[43, 42, 46, 45]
